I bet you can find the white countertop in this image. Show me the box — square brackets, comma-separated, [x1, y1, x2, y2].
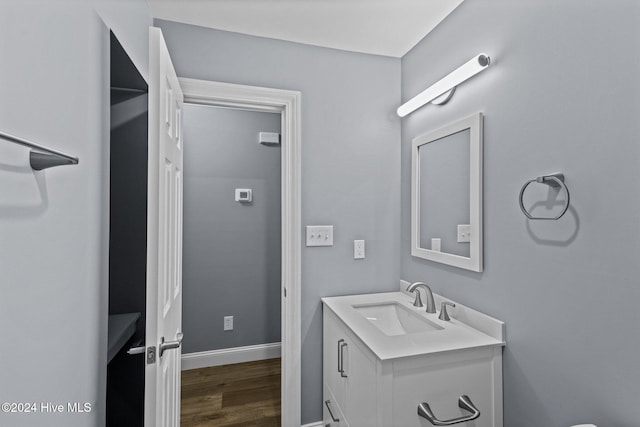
[322, 291, 505, 361]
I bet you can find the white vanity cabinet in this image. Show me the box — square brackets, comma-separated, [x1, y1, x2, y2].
[322, 292, 505, 427]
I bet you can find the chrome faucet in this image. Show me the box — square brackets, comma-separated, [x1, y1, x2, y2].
[406, 282, 436, 313]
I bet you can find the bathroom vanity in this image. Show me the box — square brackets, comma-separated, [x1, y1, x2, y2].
[322, 291, 505, 427]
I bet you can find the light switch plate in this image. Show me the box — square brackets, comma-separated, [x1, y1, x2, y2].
[306, 225, 333, 247]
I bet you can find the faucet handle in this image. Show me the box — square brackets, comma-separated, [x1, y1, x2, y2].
[438, 302, 456, 321]
[409, 289, 423, 308]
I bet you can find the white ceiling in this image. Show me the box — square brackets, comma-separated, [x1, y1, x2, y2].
[147, 0, 464, 58]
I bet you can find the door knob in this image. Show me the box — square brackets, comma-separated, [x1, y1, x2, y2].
[159, 332, 183, 358]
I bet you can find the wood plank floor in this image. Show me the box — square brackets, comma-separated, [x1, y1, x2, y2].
[181, 358, 281, 427]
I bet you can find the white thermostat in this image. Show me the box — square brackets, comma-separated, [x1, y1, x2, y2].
[235, 188, 252, 203]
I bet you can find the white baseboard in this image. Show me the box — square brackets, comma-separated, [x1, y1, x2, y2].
[301, 422, 323, 427]
[181, 342, 281, 371]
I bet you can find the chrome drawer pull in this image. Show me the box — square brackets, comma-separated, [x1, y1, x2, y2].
[325, 400, 340, 422]
[417, 395, 480, 425]
[337, 339, 344, 374]
[339, 341, 348, 378]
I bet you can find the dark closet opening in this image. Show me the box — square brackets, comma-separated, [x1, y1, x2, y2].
[106, 31, 148, 427]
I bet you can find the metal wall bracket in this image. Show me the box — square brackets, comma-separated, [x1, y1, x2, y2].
[30, 151, 78, 170]
[431, 87, 456, 105]
[0, 131, 79, 171]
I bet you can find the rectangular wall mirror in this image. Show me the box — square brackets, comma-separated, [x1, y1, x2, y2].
[411, 112, 483, 272]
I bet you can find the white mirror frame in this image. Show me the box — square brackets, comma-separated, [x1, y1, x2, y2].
[411, 112, 483, 272]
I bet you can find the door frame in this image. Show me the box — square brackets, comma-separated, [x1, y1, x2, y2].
[178, 77, 302, 426]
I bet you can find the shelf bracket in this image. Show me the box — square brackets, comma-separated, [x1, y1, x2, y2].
[0, 131, 79, 171]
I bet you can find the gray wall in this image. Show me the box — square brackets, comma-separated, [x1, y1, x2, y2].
[0, 1, 151, 426]
[155, 20, 401, 424]
[401, 1, 640, 425]
[182, 105, 281, 353]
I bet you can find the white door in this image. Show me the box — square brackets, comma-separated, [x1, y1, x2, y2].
[145, 26, 184, 427]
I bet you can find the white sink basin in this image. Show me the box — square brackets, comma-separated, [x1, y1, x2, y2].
[353, 302, 443, 336]
[322, 292, 505, 360]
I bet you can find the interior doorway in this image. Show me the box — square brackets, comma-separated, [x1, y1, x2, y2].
[181, 104, 282, 356]
[179, 103, 282, 425]
[177, 78, 302, 426]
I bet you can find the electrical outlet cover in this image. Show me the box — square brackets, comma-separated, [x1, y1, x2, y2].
[224, 316, 233, 331]
[457, 224, 471, 243]
[354, 240, 365, 259]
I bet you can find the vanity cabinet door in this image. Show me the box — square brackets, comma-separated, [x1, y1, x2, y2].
[323, 307, 378, 427]
[342, 335, 377, 427]
[323, 308, 347, 410]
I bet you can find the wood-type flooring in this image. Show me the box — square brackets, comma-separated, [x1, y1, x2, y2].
[181, 358, 281, 427]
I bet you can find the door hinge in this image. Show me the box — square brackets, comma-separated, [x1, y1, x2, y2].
[147, 346, 156, 364]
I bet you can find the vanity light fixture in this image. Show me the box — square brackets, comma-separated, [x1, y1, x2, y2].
[397, 53, 491, 117]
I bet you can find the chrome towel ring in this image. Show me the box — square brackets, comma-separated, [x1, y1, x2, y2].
[519, 173, 570, 220]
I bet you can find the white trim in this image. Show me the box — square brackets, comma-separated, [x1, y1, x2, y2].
[301, 422, 323, 427]
[411, 112, 483, 272]
[178, 77, 302, 426]
[181, 343, 281, 370]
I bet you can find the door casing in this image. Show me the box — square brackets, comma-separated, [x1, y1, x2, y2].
[178, 77, 302, 426]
